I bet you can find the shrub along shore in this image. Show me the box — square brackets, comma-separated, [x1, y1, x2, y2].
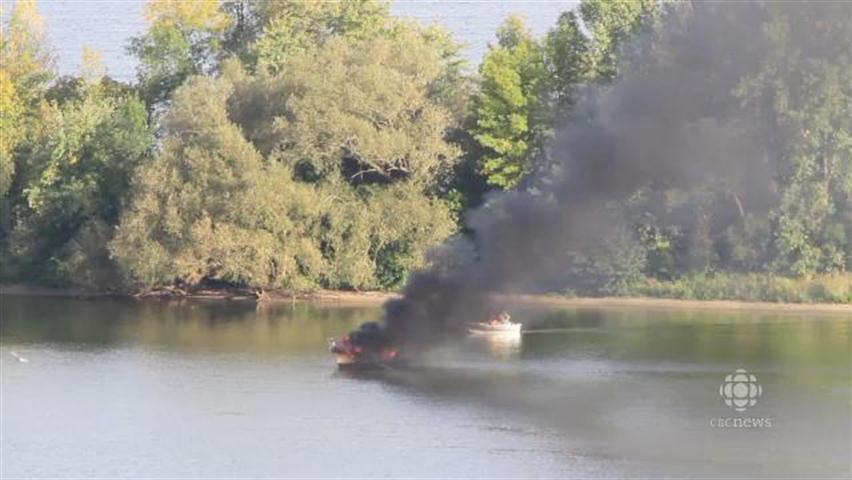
[3, 272, 850, 308]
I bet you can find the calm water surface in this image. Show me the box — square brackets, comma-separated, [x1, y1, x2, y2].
[1, 295, 850, 477]
[5, 1, 578, 82]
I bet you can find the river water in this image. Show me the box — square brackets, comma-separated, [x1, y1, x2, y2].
[1, 295, 850, 477]
[20, 1, 578, 82]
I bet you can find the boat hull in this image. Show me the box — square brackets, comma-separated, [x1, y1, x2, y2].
[337, 360, 393, 370]
[335, 353, 357, 365]
[467, 322, 522, 335]
[334, 351, 401, 370]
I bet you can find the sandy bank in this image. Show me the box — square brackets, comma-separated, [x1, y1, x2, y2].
[2, 283, 849, 314]
[0, 284, 398, 305]
[495, 294, 851, 315]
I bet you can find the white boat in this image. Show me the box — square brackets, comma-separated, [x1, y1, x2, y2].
[467, 321, 522, 335]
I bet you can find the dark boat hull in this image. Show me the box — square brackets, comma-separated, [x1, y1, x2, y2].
[334, 352, 404, 370]
[337, 360, 392, 370]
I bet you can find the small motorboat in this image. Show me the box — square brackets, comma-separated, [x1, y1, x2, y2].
[467, 322, 522, 335]
[467, 311, 521, 335]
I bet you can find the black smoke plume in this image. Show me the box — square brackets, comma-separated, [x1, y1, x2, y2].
[369, 1, 843, 346]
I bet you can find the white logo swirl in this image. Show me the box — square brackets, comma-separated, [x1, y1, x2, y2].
[719, 368, 762, 412]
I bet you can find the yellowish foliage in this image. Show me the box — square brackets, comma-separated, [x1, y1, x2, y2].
[0, 0, 53, 197]
[80, 46, 106, 83]
[0, 68, 22, 196]
[1, 0, 52, 82]
[144, 0, 230, 32]
[0, 69, 23, 149]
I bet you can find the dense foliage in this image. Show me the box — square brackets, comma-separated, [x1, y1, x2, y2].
[1, 0, 849, 302]
[116, 0, 458, 292]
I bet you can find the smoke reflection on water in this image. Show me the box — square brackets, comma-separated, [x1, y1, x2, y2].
[335, 335, 624, 436]
[334, 323, 851, 477]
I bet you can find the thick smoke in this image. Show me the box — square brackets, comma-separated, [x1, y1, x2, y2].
[377, 1, 837, 345]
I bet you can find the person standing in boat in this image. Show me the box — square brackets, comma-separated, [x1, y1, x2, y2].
[488, 310, 511, 325]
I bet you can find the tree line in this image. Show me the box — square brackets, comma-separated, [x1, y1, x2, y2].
[1, 0, 850, 300]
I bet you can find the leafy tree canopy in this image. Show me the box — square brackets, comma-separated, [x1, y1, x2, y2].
[111, 76, 323, 290]
[254, 0, 390, 73]
[473, 15, 546, 189]
[472, 1, 658, 190]
[129, 0, 231, 107]
[7, 63, 151, 286]
[229, 28, 464, 189]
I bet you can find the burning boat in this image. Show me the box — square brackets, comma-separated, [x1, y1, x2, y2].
[329, 322, 401, 369]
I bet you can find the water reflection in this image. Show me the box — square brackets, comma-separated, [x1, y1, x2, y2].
[464, 332, 522, 359]
[514, 306, 852, 371]
[2, 295, 849, 371]
[0, 296, 374, 354]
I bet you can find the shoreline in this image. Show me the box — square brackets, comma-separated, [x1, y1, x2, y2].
[495, 293, 851, 315]
[1, 284, 849, 314]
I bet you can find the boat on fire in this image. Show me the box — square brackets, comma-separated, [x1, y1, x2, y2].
[329, 322, 401, 369]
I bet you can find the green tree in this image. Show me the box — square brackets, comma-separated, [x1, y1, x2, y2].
[562, 222, 647, 295]
[749, 2, 852, 275]
[111, 76, 323, 290]
[473, 1, 658, 191]
[129, 0, 231, 107]
[7, 72, 152, 287]
[254, 0, 389, 74]
[226, 24, 465, 289]
[578, 0, 657, 83]
[473, 15, 546, 189]
[611, 1, 850, 280]
[218, 0, 268, 65]
[314, 180, 455, 290]
[229, 29, 463, 189]
[541, 11, 590, 118]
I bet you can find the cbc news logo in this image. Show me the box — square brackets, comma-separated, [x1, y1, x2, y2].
[719, 368, 762, 411]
